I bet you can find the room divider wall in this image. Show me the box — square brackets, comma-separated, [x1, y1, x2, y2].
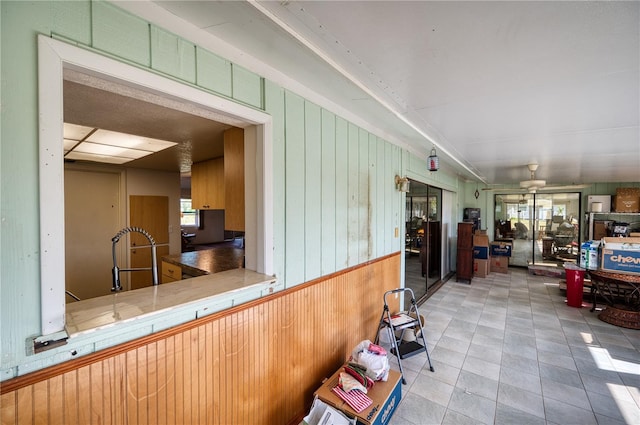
[0, 253, 401, 425]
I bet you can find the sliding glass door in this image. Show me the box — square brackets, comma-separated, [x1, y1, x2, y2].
[495, 193, 581, 267]
[405, 181, 442, 305]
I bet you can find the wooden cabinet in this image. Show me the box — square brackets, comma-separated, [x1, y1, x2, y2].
[191, 157, 225, 210]
[456, 222, 474, 283]
[224, 127, 245, 231]
[129, 195, 169, 290]
[161, 261, 182, 283]
[190, 128, 245, 231]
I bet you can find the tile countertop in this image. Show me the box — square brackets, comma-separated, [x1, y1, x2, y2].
[162, 247, 245, 276]
[65, 268, 276, 336]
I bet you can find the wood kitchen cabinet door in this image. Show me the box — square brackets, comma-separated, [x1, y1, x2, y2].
[191, 157, 225, 210]
[129, 195, 169, 289]
[224, 127, 245, 231]
[129, 195, 169, 246]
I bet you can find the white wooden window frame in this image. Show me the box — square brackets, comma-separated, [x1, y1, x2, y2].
[38, 35, 273, 336]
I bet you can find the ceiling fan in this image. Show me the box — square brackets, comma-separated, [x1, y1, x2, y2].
[483, 163, 591, 193]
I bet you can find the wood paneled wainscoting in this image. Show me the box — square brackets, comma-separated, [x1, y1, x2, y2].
[0, 253, 401, 425]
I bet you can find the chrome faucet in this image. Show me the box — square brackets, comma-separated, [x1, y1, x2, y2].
[111, 227, 158, 292]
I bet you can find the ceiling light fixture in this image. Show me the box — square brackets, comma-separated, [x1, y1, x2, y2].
[63, 123, 177, 165]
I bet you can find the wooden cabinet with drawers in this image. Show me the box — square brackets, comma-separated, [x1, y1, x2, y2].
[162, 261, 182, 283]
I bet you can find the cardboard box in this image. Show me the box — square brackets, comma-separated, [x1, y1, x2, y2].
[600, 237, 640, 274]
[315, 366, 402, 425]
[474, 259, 489, 278]
[473, 246, 489, 259]
[613, 188, 640, 213]
[473, 234, 489, 247]
[474, 229, 487, 235]
[593, 221, 610, 240]
[489, 241, 512, 257]
[489, 256, 509, 273]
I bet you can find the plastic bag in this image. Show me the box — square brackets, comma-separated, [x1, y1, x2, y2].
[350, 339, 390, 382]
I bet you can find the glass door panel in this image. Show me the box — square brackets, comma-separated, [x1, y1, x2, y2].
[404, 181, 442, 309]
[495, 192, 581, 267]
[534, 193, 580, 265]
[495, 194, 534, 267]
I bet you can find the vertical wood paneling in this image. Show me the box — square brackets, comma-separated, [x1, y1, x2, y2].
[150, 26, 196, 83]
[1, 255, 399, 425]
[347, 123, 360, 266]
[77, 366, 91, 425]
[173, 333, 184, 424]
[231, 64, 263, 108]
[165, 336, 176, 425]
[197, 327, 207, 425]
[137, 347, 148, 425]
[62, 371, 77, 425]
[186, 330, 196, 425]
[16, 387, 32, 424]
[284, 92, 306, 285]
[376, 136, 387, 258]
[90, 362, 103, 424]
[321, 109, 337, 275]
[125, 351, 138, 424]
[263, 81, 287, 285]
[335, 117, 349, 269]
[368, 134, 378, 260]
[147, 343, 158, 425]
[196, 47, 233, 97]
[33, 381, 47, 424]
[0, 392, 16, 425]
[359, 128, 370, 262]
[92, 1, 151, 66]
[305, 101, 322, 280]
[155, 339, 167, 425]
[385, 143, 397, 254]
[52, 0, 91, 45]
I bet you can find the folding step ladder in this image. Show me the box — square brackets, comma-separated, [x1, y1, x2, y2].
[375, 288, 434, 384]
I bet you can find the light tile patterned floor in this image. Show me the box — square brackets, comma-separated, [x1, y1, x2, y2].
[383, 268, 640, 425]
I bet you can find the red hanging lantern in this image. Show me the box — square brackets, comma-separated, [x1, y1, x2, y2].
[428, 148, 439, 171]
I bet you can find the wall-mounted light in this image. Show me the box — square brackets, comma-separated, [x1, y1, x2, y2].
[427, 148, 439, 171]
[395, 175, 410, 192]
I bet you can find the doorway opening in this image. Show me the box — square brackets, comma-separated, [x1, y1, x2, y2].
[404, 181, 443, 308]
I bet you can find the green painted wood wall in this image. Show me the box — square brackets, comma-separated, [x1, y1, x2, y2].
[0, 0, 412, 379]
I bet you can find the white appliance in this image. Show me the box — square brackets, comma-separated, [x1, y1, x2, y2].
[587, 195, 611, 213]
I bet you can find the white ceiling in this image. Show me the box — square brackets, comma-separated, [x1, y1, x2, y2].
[145, 0, 639, 186]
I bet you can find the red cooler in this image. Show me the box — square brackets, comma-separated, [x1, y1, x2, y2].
[564, 263, 585, 308]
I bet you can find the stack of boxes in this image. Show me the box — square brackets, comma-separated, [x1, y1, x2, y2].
[472, 231, 514, 276]
[472, 232, 490, 278]
[583, 188, 640, 275]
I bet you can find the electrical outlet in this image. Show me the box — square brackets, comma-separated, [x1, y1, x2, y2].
[394, 227, 399, 238]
